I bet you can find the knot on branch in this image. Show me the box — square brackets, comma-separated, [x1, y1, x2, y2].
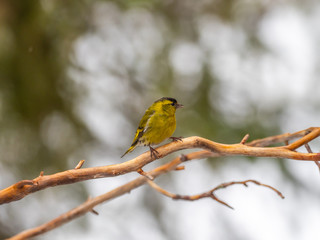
[180, 154, 188, 162]
[15, 180, 34, 189]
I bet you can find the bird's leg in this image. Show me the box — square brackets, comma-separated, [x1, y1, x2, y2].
[149, 146, 160, 159]
[169, 136, 183, 142]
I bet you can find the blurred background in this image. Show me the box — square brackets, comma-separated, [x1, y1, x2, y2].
[1, 0, 320, 239]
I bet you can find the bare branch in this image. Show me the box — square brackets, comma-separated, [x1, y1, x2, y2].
[1, 127, 320, 205]
[146, 180, 233, 209]
[213, 180, 285, 199]
[137, 168, 154, 180]
[304, 143, 320, 172]
[5, 128, 320, 239]
[247, 127, 316, 147]
[74, 160, 85, 169]
[285, 127, 320, 150]
[7, 154, 187, 240]
[240, 134, 250, 144]
[147, 179, 284, 210]
[175, 166, 185, 171]
[314, 161, 320, 172]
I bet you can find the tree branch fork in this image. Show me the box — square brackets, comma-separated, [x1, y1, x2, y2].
[2, 127, 320, 239]
[1, 127, 320, 205]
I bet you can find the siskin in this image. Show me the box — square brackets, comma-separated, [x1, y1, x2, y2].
[121, 97, 183, 159]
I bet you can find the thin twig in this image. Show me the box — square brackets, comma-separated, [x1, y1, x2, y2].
[147, 179, 284, 210]
[285, 128, 320, 150]
[146, 180, 233, 209]
[137, 168, 154, 180]
[175, 166, 185, 171]
[240, 134, 250, 144]
[213, 180, 285, 199]
[75, 160, 85, 169]
[314, 161, 320, 172]
[305, 143, 320, 172]
[247, 127, 316, 147]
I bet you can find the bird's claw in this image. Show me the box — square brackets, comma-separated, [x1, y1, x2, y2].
[149, 146, 161, 159]
[170, 136, 183, 142]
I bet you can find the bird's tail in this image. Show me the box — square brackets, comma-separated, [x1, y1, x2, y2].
[121, 145, 136, 158]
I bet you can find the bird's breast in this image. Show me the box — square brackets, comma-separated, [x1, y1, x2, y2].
[143, 113, 176, 145]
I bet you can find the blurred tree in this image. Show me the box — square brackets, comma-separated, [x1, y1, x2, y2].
[0, 0, 93, 176]
[0, 2, 94, 236]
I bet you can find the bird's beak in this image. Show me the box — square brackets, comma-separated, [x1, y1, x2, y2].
[176, 103, 184, 109]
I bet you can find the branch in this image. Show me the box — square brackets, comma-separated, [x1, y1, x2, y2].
[246, 127, 317, 147]
[147, 179, 284, 209]
[7, 153, 285, 240]
[6, 154, 188, 240]
[1, 127, 320, 205]
[5, 127, 320, 239]
[304, 143, 320, 172]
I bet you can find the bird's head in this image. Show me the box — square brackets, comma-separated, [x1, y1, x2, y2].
[154, 97, 183, 113]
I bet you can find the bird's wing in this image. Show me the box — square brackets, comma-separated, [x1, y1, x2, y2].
[121, 108, 156, 158]
[131, 109, 155, 146]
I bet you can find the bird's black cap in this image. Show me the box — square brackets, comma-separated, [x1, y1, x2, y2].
[155, 97, 183, 108]
[155, 97, 177, 103]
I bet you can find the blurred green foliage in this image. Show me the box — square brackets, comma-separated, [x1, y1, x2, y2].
[0, 0, 93, 175]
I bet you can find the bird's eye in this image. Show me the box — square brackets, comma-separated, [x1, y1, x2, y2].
[171, 102, 175, 106]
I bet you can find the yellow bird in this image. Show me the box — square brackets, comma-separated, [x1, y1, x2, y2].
[121, 97, 183, 158]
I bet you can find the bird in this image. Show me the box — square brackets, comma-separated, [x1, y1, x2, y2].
[121, 97, 183, 159]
